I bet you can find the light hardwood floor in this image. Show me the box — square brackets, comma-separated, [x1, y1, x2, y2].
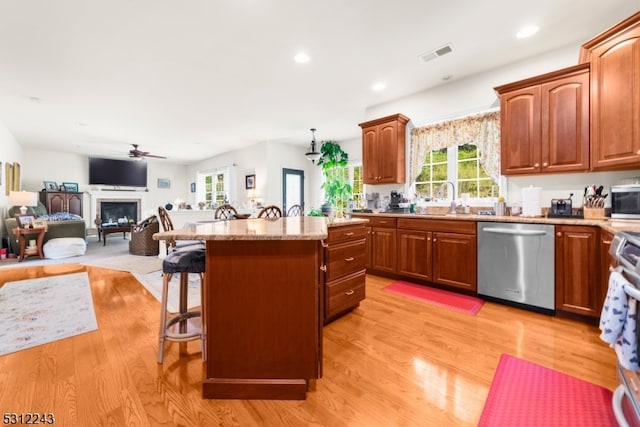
[0, 265, 616, 426]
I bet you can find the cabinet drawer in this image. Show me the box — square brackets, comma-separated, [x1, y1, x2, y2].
[365, 216, 397, 228]
[326, 271, 366, 319]
[326, 239, 367, 281]
[397, 217, 475, 234]
[328, 224, 367, 244]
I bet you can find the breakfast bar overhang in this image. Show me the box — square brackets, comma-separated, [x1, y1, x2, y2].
[154, 216, 328, 400]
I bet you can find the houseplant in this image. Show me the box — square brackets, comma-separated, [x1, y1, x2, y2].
[317, 141, 352, 217]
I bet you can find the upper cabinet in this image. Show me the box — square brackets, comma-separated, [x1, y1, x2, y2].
[495, 64, 590, 175]
[359, 113, 410, 184]
[580, 13, 640, 170]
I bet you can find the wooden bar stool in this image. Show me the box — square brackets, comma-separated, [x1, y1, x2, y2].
[158, 245, 206, 363]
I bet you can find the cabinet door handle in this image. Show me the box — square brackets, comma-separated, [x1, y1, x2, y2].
[542, 162, 548, 167]
[344, 232, 354, 236]
[379, 221, 387, 224]
[345, 257, 354, 262]
[320, 265, 327, 272]
[433, 238, 437, 242]
[345, 290, 354, 296]
[556, 232, 562, 237]
[534, 163, 540, 168]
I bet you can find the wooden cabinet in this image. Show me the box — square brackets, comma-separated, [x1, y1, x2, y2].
[40, 191, 83, 217]
[397, 218, 477, 292]
[359, 114, 410, 184]
[367, 216, 397, 273]
[581, 13, 640, 170]
[324, 223, 367, 324]
[432, 232, 477, 291]
[495, 64, 590, 175]
[555, 225, 600, 316]
[598, 230, 615, 316]
[397, 229, 432, 282]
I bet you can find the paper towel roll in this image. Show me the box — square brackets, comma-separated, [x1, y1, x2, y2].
[522, 186, 542, 217]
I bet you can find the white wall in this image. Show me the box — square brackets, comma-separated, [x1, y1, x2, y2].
[363, 42, 640, 207]
[0, 120, 23, 239]
[186, 140, 327, 213]
[20, 148, 190, 226]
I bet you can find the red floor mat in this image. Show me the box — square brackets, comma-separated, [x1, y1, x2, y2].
[382, 281, 484, 315]
[478, 354, 616, 427]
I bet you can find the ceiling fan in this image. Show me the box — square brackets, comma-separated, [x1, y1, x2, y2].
[128, 144, 166, 159]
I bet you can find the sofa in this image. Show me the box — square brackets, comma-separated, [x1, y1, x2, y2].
[4, 202, 86, 256]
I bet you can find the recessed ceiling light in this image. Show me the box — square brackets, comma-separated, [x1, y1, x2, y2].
[442, 75, 453, 81]
[516, 25, 539, 39]
[294, 52, 310, 63]
[372, 82, 386, 91]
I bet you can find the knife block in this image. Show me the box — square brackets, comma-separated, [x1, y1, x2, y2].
[583, 207, 605, 219]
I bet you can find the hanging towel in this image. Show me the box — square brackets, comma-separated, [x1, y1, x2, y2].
[616, 298, 639, 371]
[600, 270, 630, 345]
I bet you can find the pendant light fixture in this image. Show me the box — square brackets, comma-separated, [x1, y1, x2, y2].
[305, 128, 321, 163]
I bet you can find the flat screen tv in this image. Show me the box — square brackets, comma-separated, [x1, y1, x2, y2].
[88, 157, 148, 187]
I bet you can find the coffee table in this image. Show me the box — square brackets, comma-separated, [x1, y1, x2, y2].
[98, 225, 132, 246]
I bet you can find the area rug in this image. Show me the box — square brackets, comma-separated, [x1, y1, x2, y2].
[132, 270, 201, 313]
[0, 237, 162, 275]
[382, 281, 484, 315]
[0, 272, 98, 356]
[478, 354, 616, 427]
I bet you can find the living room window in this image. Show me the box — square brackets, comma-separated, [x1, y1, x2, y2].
[201, 168, 229, 208]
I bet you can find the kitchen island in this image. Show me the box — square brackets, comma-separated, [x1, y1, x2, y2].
[153, 216, 366, 400]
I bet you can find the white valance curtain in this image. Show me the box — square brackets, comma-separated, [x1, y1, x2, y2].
[409, 110, 501, 184]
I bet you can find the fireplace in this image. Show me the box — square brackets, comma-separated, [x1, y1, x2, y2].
[97, 199, 141, 225]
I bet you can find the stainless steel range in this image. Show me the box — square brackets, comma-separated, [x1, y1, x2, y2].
[608, 231, 640, 426]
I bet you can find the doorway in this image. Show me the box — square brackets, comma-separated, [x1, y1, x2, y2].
[282, 168, 304, 215]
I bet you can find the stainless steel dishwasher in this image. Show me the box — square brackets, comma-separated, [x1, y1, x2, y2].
[477, 222, 555, 312]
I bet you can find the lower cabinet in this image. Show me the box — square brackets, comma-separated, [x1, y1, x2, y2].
[324, 223, 367, 324]
[599, 230, 615, 315]
[368, 217, 397, 274]
[555, 225, 600, 316]
[397, 230, 432, 281]
[397, 218, 477, 292]
[432, 232, 477, 291]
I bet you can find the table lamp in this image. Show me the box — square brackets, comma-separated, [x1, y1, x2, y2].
[9, 191, 38, 215]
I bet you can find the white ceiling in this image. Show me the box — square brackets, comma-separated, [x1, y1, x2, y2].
[0, 1, 638, 163]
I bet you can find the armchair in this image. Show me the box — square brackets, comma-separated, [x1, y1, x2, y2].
[129, 215, 160, 256]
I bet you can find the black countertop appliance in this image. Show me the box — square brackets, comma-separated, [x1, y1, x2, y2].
[387, 190, 408, 213]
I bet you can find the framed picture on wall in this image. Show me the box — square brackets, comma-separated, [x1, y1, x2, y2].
[190, 182, 196, 193]
[245, 174, 256, 190]
[5, 163, 12, 196]
[157, 178, 171, 189]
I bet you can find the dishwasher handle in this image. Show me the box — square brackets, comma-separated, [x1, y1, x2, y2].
[483, 227, 549, 237]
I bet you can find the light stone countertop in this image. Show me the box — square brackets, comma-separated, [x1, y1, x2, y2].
[350, 211, 640, 234]
[153, 216, 368, 241]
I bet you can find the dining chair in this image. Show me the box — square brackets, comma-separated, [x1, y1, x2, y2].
[258, 205, 282, 218]
[158, 206, 204, 255]
[214, 204, 238, 220]
[286, 204, 302, 217]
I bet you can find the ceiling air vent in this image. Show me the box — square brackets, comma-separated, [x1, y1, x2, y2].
[419, 43, 454, 63]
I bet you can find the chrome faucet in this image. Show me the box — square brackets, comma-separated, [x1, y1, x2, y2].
[440, 181, 457, 214]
